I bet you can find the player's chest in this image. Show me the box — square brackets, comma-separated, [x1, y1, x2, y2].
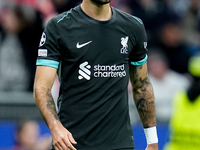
[60, 26, 135, 63]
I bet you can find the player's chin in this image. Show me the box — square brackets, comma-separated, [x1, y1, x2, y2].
[91, 0, 111, 5]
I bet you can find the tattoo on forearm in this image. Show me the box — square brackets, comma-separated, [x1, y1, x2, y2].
[136, 98, 156, 128]
[130, 64, 156, 128]
[46, 89, 59, 120]
[136, 98, 148, 124]
[131, 66, 150, 90]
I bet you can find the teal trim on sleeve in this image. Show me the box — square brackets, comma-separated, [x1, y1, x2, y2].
[131, 55, 148, 66]
[36, 59, 59, 69]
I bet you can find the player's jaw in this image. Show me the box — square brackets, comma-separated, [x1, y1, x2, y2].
[90, 0, 111, 5]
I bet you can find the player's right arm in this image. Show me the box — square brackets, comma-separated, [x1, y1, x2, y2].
[34, 66, 77, 150]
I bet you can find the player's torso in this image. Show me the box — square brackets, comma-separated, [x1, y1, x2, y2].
[52, 7, 137, 149]
[56, 7, 136, 83]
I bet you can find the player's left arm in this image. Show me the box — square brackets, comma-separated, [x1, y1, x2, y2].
[129, 62, 158, 150]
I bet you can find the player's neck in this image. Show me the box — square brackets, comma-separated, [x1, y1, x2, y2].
[81, 1, 112, 21]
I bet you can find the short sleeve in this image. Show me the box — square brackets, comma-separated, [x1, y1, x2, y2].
[36, 18, 62, 69]
[129, 17, 148, 66]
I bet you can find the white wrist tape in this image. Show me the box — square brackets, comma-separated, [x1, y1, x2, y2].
[144, 126, 158, 144]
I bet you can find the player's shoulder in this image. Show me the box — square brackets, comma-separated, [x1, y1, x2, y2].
[113, 7, 144, 27]
[47, 6, 79, 26]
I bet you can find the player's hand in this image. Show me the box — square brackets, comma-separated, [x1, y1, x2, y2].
[145, 143, 158, 150]
[51, 121, 77, 150]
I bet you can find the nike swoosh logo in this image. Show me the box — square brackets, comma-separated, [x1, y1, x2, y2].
[76, 41, 92, 48]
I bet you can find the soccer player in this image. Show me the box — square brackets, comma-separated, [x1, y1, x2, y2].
[34, 0, 158, 150]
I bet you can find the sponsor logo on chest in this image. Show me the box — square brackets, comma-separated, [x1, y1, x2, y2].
[78, 61, 126, 80]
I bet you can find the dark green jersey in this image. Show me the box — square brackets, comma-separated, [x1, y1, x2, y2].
[37, 5, 148, 150]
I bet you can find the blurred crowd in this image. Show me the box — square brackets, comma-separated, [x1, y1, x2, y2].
[0, 0, 81, 91]
[0, 0, 200, 146]
[12, 119, 51, 150]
